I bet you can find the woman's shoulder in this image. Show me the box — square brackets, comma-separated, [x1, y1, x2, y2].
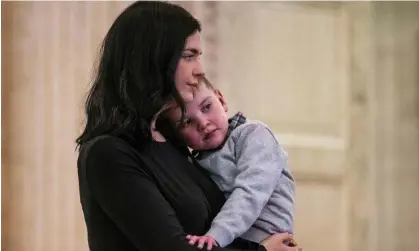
[82, 134, 134, 157]
[79, 133, 178, 165]
[78, 133, 150, 167]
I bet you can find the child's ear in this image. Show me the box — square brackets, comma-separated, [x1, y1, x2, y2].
[214, 89, 228, 112]
[156, 120, 186, 146]
[155, 116, 177, 143]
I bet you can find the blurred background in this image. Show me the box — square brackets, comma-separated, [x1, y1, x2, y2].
[2, 1, 419, 251]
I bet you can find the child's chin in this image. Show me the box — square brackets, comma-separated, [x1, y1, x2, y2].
[207, 139, 224, 149]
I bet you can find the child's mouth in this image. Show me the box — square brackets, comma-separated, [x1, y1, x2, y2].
[204, 129, 217, 141]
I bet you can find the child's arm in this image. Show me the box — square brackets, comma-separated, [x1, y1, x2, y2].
[205, 123, 288, 247]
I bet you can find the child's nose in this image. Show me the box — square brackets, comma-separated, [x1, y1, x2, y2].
[197, 119, 209, 132]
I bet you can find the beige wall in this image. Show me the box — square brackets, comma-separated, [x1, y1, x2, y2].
[2, 2, 418, 251]
[1, 2, 134, 250]
[371, 3, 419, 250]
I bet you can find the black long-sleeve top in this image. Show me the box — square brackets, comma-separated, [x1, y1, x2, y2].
[77, 133, 266, 251]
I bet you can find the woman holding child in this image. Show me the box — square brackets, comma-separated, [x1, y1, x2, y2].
[76, 1, 300, 251]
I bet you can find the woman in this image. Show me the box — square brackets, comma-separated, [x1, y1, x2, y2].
[76, 2, 299, 251]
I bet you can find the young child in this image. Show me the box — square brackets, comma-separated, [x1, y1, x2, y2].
[160, 76, 296, 250]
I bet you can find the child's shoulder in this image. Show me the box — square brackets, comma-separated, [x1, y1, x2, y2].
[231, 119, 276, 140]
[229, 120, 288, 157]
[235, 119, 273, 131]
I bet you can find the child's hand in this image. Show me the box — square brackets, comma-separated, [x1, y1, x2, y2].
[186, 235, 218, 250]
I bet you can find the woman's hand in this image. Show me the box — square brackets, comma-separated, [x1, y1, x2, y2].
[261, 233, 301, 251]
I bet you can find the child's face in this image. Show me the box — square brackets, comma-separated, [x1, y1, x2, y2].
[165, 84, 229, 151]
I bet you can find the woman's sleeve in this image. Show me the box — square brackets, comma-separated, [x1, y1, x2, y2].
[85, 138, 265, 251]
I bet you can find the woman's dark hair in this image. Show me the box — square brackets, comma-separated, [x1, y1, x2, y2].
[76, 1, 201, 149]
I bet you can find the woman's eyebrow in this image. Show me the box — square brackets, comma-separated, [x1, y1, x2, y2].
[183, 48, 202, 55]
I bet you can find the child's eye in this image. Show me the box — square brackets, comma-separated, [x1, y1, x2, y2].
[183, 118, 192, 127]
[202, 103, 211, 112]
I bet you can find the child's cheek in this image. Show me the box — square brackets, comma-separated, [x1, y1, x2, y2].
[180, 130, 195, 144]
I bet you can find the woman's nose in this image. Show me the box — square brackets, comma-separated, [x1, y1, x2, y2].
[192, 58, 205, 77]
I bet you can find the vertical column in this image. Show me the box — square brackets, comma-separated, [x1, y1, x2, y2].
[2, 2, 129, 251]
[389, 3, 419, 250]
[346, 2, 378, 251]
[347, 2, 419, 251]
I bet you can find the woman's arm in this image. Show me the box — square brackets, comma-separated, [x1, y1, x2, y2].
[83, 137, 266, 251]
